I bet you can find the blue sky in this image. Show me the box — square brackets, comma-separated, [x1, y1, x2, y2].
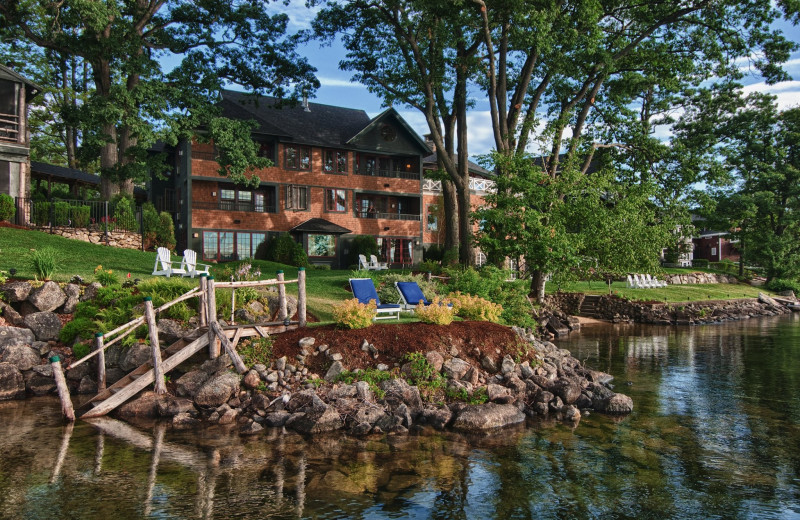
[279, 1, 800, 157]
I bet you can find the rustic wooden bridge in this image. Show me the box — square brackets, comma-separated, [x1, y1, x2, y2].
[52, 269, 307, 421]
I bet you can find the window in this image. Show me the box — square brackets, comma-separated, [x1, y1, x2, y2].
[377, 237, 413, 265]
[218, 188, 274, 212]
[258, 140, 275, 162]
[286, 185, 309, 210]
[203, 231, 266, 261]
[427, 204, 439, 232]
[285, 145, 311, 170]
[308, 234, 336, 257]
[325, 189, 347, 212]
[324, 150, 348, 174]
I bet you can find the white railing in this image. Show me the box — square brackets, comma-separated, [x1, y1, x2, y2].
[423, 177, 496, 194]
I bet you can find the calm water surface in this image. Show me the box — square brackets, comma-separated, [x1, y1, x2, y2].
[1, 314, 799, 519]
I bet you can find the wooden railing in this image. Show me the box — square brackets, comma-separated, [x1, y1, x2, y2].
[0, 112, 20, 143]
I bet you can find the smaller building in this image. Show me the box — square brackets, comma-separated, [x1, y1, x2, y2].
[692, 231, 740, 263]
[0, 65, 40, 199]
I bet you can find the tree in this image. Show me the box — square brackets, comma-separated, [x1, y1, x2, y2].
[312, 0, 482, 265]
[1, 0, 318, 198]
[683, 92, 800, 281]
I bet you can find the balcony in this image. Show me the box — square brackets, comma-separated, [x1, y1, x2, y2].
[356, 168, 420, 180]
[0, 112, 20, 144]
[422, 177, 496, 194]
[192, 201, 277, 213]
[355, 210, 420, 221]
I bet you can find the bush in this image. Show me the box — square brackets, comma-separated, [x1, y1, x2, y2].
[263, 233, 309, 267]
[111, 194, 137, 232]
[32, 201, 50, 226]
[53, 201, 71, 226]
[0, 193, 15, 222]
[59, 317, 96, 344]
[333, 298, 376, 329]
[443, 266, 535, 328]
[414, 297, 454, 325]
[423, 244, 444, 262]
[692, 259, 710, 268]
[94, 265, 119, 286]
[156, 211, 176, 249]
[72, 342, 91, 360]
[766, 278, 800, 295]
[442, 246, 459, 266]
[72, 205, 91, 228]
[448, 291, 503, 323]
[372, 272, 440, 305]
[29, 247, 59, 280]
[348, 235, 380, 267]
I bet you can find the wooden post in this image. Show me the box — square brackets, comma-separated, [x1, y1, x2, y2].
[143, 297, 167, 395]
[298, 267, 307, 327]
[206, 277, 220, 358]
[277, 270, 288, 321]
[209, 321, 247, 373]
[50, 355, 75, 422]
[426, 271, 432, 282]
[199, 274, 208, 327]
[95, 332, 106, 391]
[230, 284, 236, 324]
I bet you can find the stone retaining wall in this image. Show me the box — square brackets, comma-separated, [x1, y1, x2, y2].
[662, 272, 738, 285]
[37, 226, 143, 250]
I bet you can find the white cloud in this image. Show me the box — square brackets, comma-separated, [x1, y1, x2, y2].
[318, 76, 367, 88]
[742, 80, 800, 109]
[282, 0, 320, 31]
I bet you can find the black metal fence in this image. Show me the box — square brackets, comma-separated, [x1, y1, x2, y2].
[14, 197, 143, 236]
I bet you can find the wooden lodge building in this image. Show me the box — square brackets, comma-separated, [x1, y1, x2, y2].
[151, 90, 495, 269]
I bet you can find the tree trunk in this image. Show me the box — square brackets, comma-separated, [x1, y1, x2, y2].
[100, 122, 118, 200]
[530, 270, 547, 303]
[442, 179, 459, 252]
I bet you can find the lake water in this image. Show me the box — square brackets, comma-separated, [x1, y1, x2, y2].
[1, 314, 799, 519]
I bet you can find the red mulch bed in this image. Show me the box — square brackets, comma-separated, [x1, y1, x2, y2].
[269, 321, 526, 376]
[0, 221, 28, 229]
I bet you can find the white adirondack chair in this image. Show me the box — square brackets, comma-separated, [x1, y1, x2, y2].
[370, 254, 388, 270]
[627, 275, 636, 288]
[180, 249, 211, 278]
[646, 274, 668, 288]
[632, 274, 649, 289]
[358, 254, 372, 270]
[152, 247, 186, 278]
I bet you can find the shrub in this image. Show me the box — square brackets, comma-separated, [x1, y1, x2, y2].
[59, 317, 96, 344]
[0, 193, 15, 222]
[692, 259, 710, 268]
[442, 246, 459, 266]
[423, 244, 444, 262]
[418, 259, 442, 275]
[263, 233, 309, 267]
[414, 297, 454, 325]
[333, 298, 376, 329]
[94, 265, 119, 286]
[111, 194, 137, 232]
[766, 278, 800, 295]
[239, 336, 273, 367]
[443, 266, 535, 328]
[373, 272, 440, 305]
[29, 247, 59, 280]
[156, 211, 176, 249]
[403, 352, 439, 385]
[348, 235, 380, 267]
[72, 342, 91, 360]
[32, 201, 50, 226]
[53, 201, 71, 226]
[334, 368, 392, 399]
[165, 301, 194, 322]
[447, 291, 503, 323]
[72, 205, 91, 227]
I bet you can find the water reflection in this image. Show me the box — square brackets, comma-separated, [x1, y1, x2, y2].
[0, 314, 798, 519]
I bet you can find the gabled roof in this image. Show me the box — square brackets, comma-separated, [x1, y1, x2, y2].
[221, 90, 371, 148]
[0, 64, 42, 100]
[31, 161, 99, 185]
[423, 152, 493, 178]
[290, 218, 351, 235]
[347, 107, 431, 154]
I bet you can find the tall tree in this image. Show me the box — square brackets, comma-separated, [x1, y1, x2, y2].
[313, 0, 482, 265]
[1, 0, 318, 198]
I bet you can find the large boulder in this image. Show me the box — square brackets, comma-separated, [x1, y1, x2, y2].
[380, 378, 423, 411]
[60, 284, 81, 314]
[0, 362, 26, 400]
[285, 405, 343, 434]
[0, 301, 24, 326]
[25, 365, 56, 395]
[23, 312, 62, 341]
[27, 281, 67, 312]
[263, 292, 298, 320]
[116, 391, 160, 418]
[551, 378, 582, 405]
[442, 358, 471, 380]
[80, 282, 102, 302]
[119, 342, 152, 372]
[594, 392, 634, 414]
[0, 326, 35, 350]
[1, 281, 32, 302]
[0, 345, 41, 371]
[156, 319, 187, 346]
[451, 403, 526, 431]
[175, 370, 210, 398]
[194, 371, 240, 407]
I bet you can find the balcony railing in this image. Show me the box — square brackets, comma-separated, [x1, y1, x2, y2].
[0, 112, 20, 143]
[355, 210, 421, 221]
[356, 169, 420, 180]
[423, 177, 496, 194]
[192, 201, 277, 213]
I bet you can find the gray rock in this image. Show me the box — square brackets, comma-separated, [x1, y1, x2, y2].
[27, 281, 67, 312]
[487, 383, 513, 403]
[285, 406, 343, 434]
[424, 351, 444, 372]
[0, 302, 24, 326]
[1, 281, 32, 302]
[233, 308, 256, 323]
[329, 352, 343, 362]
[564, 405, 581, 422]
[481, 356, 498, 374]
[298, 337, 315, 349]
[242, 369, 261, 389]
[500, 355, 516, 374]
[0, 362, 25, 400]
[23, 312, 62, 341]
[246, 300, 265, 315]
[355, 381, 374, 403]
[286, 389, 327, 413]
[194, 371, 240, 407]
[263, 411, 291, 427]
[175, 370, 211, 398]
[119, 342, 152, 372]
[551, 378, 582, 405]
[452, 403, 526, 431]
[442, 358, 471, 380]
[77, 375, 96, 394]
[157, 395, 196, 417]
[61, 284, 81, 314]
[25, 370, 56, 395]
[65, 362, 90, 381]
[325, 361, 345, 382]
[353, 406, 388, 426]
[172, 412, 201, 429]
[520, 361, 534, 379]
[116, 391, 160, 418]
[376, 363, 389, 371]
[157, 319, 187, 346]
[80, 282, 102, 302]
[594, 392, 634, 414]
[275, 356, 287, 371]
[240, 421, 264, 435]
[0, 326, 36, 350]
[327, 383, 357, 400]
[265, 371, 279, 383]
[381, 378, 423, 410]
[0, 345, 41, 371]
[418, 405, 453, 430]
[200, 354, 233, 375]
[264, 292, 298, 321]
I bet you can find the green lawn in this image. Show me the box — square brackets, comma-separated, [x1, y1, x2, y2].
[550, 279, 771, 302]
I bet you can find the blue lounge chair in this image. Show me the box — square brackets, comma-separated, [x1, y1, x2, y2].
[349, 278, 401, 320]
[395, 281, 452, 312]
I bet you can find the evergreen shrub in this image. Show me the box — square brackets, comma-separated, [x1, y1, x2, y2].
[0, 193, 15, 222]
[348, 235, 379, 267]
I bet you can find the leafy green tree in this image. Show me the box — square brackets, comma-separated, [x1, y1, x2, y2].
[684, 93, 800, 281]
[0, 0, 318, 198]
